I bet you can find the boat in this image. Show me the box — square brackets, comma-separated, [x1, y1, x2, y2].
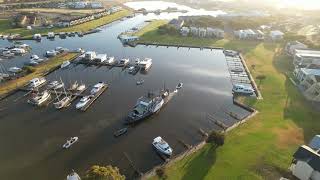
[61, 61, 71, 68]
[152, 136, 173, 156]
[28, 77, 46, 89]
[136, 79, 144, 85]
[114, 128, 128, 137]
[118, 58, 129, 66]
[30, 54, 40, 60]
[223, 50, 239, 57]
[67, 170, 81, 180]
[139, 58, 152, 71]
[45, 50, 57, 57]
[76, 95, 93, 109]
[54, 96, 71, 109]
[77, 32, 83, 37]
[176, 83, 183, 89]
[28, 90, 51, 106]
[76, 83, 86, 91]
[128, 65, 140, 75]
[232, 84, 254, 94]
[47, 32, 55, 39]
[59, 32, 67, 39]
[48, 81, 64, 90]
[2, 51, 14, 57]
[90, 82, 106, 95]
[8, 67, 22, 73]
[105, 56, 115, 65]
[68, 81, 79, 91]
[126, 89, 170, 124]
[62, 137, 78, 149]
[230, 67, 244, 73]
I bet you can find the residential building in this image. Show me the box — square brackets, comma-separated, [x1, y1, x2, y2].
[234, 29, 257, 40]
[169, 19, 185, 30]
[180, 27, 190, 36]
[198, 27, 206, 37]
[294, 68, 320, 101]
[270, 30, 284, 41]
[294, 49, 320, 67]
[286, 41, 308, 56]
[256, 30, 265, 40]
[290, 145, 320, 180]
[90, 2, 103, 9]
[190, 27, 199, 36]
[207, 28, 224, 38]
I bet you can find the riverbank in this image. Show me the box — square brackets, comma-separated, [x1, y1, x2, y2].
[0, 52, 79, 98]
[0, 9, 132, 39]
[135, 28, 320, 179]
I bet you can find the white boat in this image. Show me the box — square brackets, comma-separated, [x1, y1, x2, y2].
[118, 58, 129, 66]
[232, 84, 254, 94]
[176, 83, 183, 89]
[48, 81, 64, 90]
[2, 51, 14, 57]
[45, 50, 57, 57]
[68, 81, 79, 91]
[28, 60, 39, 66]
[47, 32, 55, 39]
[61, 61, 71, 68]
[28, 90, 51, 106]
[105, 56, 115, 65]
[28, 77, 46, 89]
[152, 136, 173, 156]
[54, 96, 71, 109]
[8, 67, 22, 73]
[139, 58, 152, 71]
[90, 82, 105, 95]
[30, 54, 40, 60]
[11, 48, 26, 55]
[67, 170, 81, 180]
[76, 95, 93, 109]
[76, 84, 86, 91]
[62, 137, 78, 149]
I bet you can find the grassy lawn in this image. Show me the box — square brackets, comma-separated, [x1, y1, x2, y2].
[0, 53, 78, 96]
[17, 8, 102, 15]
[141, 27, 320, 179]
[0, 9, 131, 37]
[131, 20, 168, 37]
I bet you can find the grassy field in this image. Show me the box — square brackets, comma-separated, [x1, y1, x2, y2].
[17, 8, 102, 15]
[0, 53, 78, 96]
[0, 9, 131, 37]
[138, 24, 320, 179]
[131, 20, 168, 37]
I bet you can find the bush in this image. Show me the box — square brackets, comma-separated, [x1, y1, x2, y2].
[22, 66, 36, 73]
[84, 165, 125, 180]
[206, 131, 225, 146]
[156, 167, 167, 179]
[158, 24, 179, 35]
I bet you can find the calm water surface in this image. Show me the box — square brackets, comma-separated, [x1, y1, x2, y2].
[0, 11, 250, 180]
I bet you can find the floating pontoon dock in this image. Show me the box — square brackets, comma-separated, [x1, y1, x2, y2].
[80, 84, 108, 111]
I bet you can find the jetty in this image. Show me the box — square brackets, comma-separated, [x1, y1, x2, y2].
[80, 84, 108, 111]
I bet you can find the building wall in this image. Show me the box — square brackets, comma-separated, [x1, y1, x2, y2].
[292, 161, 314, 180]
[311, 170, 320, 180]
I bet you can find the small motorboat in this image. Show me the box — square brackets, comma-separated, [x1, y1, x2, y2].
[62, 137, 78, 149]
[230, 67, 244, 73]
[232, 84, 254, 94]
[114, 127, 128, 137]
[76, 95, 93, 109]
[136, 79, 144, 85]
[76, 84, 86, 91]
[28, 90, 51, 106]
[48, 81, 64, 90]
[176, 83, 183, 89]
[30, 54, 40, 60]
[152, 136, 173, 156]
[8, 67, 22, 73]
[61, 61, 71, 69]
[54, 96, 71, 109]
[68, 81, 79, 91]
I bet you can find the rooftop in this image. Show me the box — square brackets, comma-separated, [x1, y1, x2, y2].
[301, 68, 320, 76]
[293, 145, 320, 171]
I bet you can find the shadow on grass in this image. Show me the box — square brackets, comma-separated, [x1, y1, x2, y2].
[181, 143, 217, 180]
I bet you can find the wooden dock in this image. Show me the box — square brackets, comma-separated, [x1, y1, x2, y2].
[81, 85, 108, 111]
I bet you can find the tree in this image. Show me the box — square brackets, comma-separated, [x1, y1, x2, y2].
[256, 74, 266, 88]
[84, 165, 125, 180]
[206, 131, 225, 146]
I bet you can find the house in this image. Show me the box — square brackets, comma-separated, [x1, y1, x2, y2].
[198, 27, 206, 37]
[169, 19, 184, 30]
[180, 27, 190, 36]
[206, 28, 224, 38]
[270, 30, 284, 41]
[290, 145, 320, 180]
[286, 41, 308, 56]
[294, 49, 320, 67]
[190, 27, 198, 36]
[294, 68, 320, 101]
[234, 29, 257, 40]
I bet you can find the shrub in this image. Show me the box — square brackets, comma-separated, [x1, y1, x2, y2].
[156, 167, 167, 179]
[83, 165, 125, 180]
[22, 66, 36, 73]
[207, 131, 225, 146]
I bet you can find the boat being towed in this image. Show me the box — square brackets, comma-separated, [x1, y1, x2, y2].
[126, 89, 170, 124]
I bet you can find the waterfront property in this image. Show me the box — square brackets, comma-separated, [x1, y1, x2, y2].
[293, 49, 320, 68]
[269, 30, 284, 41]
[285, 41, 309, 56]
[234, 29, 264, 40]
[294, 68, 320, 102]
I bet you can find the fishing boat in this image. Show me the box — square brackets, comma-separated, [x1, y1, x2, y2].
[54, 96, 71, 109]
[90, 82, 106, 95]
[118, 58, 129, 67]
[176, 83, 183, 89]
[28, 90, 51, 106]
[126, 89, 170, 124]
[139, 58, 152, 71]
[62, 137, 78, 149]
[61, 61, 71, 68]
[136, 79, 144, 85]
[114, 128, 128, 137]
[68, 81, 79, 91]
[232, 84, 254, 94]
[76, 95, 93, 109]
[152, 136, 173, 156]
[48, 81, 64, 90]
